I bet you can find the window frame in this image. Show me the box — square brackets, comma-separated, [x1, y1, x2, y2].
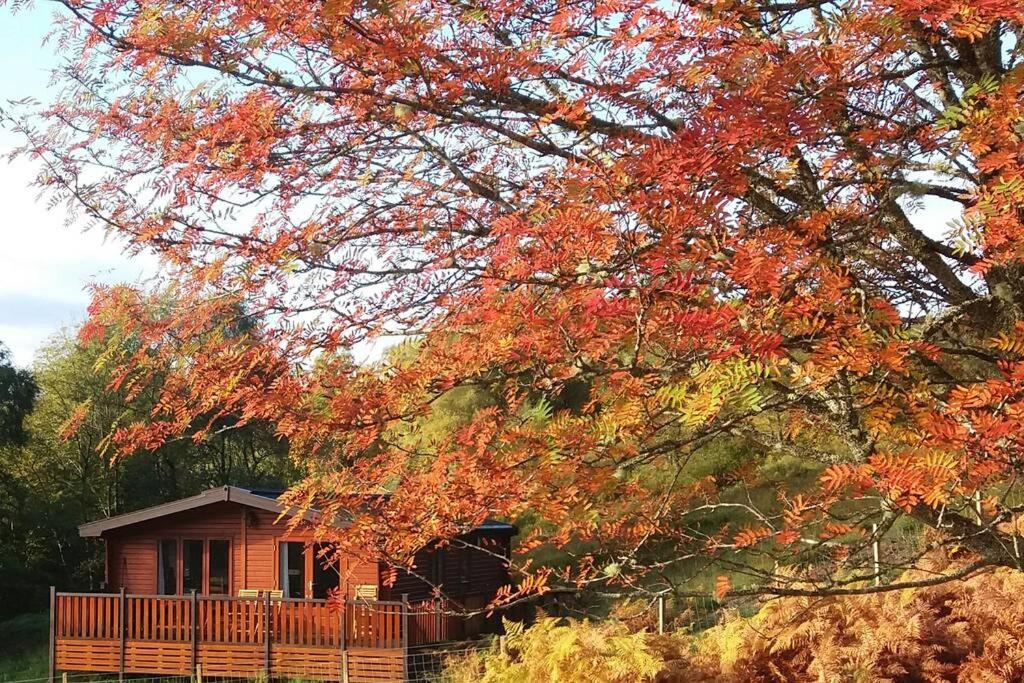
[156, 537, 232, 595]
[207, 539, 231, 596]
[181, 538, 205, 595]
[157, 538, 179, 596]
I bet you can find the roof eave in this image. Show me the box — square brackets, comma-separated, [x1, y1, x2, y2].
[78, 486, 323, 538]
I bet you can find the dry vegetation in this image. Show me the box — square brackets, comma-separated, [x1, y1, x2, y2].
[448, 551, 1024, 683]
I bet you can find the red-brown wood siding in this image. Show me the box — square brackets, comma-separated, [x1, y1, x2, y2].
[380, 532, 512, 602]
[103, 501, 379, 597]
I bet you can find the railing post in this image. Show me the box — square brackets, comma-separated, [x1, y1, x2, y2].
[339, 598, 347, 683]
[119, 587, 126, 682]
[190, 590, 198, 679]
[340, 598, 347, 650]
[263, 591, 272, 679]
[657, 595, 665, 635]
[48, 587, 56, 683]
[401, 594, 409, 680]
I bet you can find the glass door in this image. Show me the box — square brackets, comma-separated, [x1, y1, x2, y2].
[279, 541, 306, 598]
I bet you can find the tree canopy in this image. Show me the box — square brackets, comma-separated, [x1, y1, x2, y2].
[0, 342, 37, 446]
[0, 323, 294, 616]
[10, 0, 1024, 603]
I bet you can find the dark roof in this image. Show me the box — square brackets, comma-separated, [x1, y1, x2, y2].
[79, 485, 517, 537]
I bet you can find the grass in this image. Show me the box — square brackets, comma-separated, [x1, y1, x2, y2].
[0, 613, 49, 682]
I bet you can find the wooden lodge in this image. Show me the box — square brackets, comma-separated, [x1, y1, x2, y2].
[51, 486, 517, 682]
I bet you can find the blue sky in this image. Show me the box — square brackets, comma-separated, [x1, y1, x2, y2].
[0, 4, 157, 368]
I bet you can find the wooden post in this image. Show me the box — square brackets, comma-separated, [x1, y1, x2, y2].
[871, 523, 881, 586]
[338, 598, 347, 683]
[401, 594, 410, 680]
[48, 587, 56, 683]
[263, 590, 272, 679]
[1014, 513, 1021, 564]
[340, 598, 347, 650]
[435, 598, 442, 642]
[190, 590, 198, 679]
[119, 587, 127, 683]
[657, 595, 665, 634]
[196, 665, 202, 683]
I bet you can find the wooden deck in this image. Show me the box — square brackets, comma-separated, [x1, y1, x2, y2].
[50, 590, 481, 682]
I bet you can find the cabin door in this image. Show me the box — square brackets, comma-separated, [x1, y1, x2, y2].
[279, 541, 340, 598]
[279, 541, 306, 598]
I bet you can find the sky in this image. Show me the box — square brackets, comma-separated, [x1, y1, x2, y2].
[0, 5, 158, 368]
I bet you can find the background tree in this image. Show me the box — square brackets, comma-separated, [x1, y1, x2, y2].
[0, 341, 36, 446]
[0, 308, 295, 616]
[8, 0, 1024, 604]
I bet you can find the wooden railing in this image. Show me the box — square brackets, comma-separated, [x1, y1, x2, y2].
[54, 592, 478, 644]
[51, 590, 491, 681]
[54, 591, 417, 647]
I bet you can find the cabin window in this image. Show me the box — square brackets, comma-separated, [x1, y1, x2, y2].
[158, 540, 177, 595]
[279, 541, 306, 598]
[209, 540, 230, 595]
[182, 540, 203, 593]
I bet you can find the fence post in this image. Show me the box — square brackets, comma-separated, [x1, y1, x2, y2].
[657, 595, 665, 634]
[119, 587, 127, 683]
[872, 523, 881, 587]
[340, 598, 347, 650]
[341, 650, 350, 683]
[436, 599, 442, 642]
[48, 587, 56, 683]
[190, 590, 198, 679]
[401, 594, 410, 680]
[1015, 513, 1021, 565]
[264, 591, 272, 679]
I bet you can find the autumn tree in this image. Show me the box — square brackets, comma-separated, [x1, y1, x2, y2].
[9, 0, 1024, 603]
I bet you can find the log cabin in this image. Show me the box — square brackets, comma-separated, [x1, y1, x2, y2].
[51, 485, 517, 682]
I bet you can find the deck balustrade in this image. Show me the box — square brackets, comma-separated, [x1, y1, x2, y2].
[50, 589, 477, 683]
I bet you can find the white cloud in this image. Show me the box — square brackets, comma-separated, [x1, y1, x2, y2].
[0, 155, 158, 367]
